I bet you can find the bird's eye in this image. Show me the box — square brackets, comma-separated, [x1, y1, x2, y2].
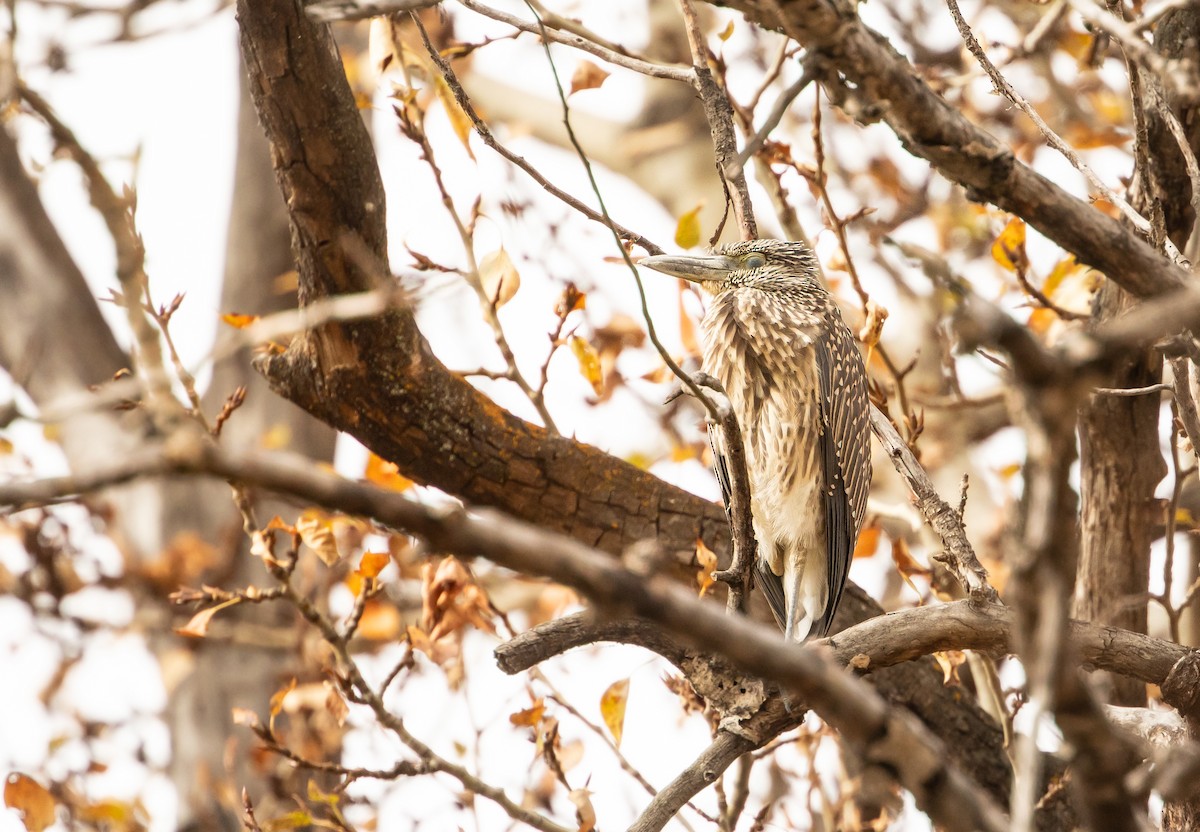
[743, 253, 767, 269]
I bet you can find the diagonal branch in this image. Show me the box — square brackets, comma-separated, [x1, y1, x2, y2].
[711, 0, 1191, 298]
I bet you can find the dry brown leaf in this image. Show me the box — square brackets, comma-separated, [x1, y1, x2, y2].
[569, 60, 610, 95]
[175, 598, 240, 639]
[555, 283, 587, 317]
[269, 678, 298, 723]
[421, 556, 497, 641]
[479, 247, 520, 309]
[857, 300, 888, 350]
[4, 773, 57, 832]
[933, 650, 966, 685]
[297, 509, 340, 566]
[600, 677, 630, 748]
[568, 788, 596, 832]
[434, 75, 475, 158]
[324, 682, 349, 727]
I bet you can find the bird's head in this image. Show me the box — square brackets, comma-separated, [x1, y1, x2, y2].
[639, 239, 819, 294]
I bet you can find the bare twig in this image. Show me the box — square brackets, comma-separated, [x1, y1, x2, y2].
[18, 81, 178, 426]
[454, 0, 696, 84]
[945, 0, 1176, 258]
[678, 0, 757, 239]
[728, 58, 818, 177]
[0, 440, 1011, 832]
[1062, 0, 1197, 103]
[409, 24, 663, 256]
[869, 404, 999, 604]
[629, 732, 756, 832]
[392, 82, 558, 431]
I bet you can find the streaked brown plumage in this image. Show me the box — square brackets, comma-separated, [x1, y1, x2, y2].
[642, 239, 871, 640]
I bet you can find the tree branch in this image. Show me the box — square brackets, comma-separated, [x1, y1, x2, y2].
[711, 0, 1192, 298]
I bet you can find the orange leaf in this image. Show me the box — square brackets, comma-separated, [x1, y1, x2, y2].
[891, 537, 930, 599]
[600, 678, 630, 748]
[269, 678, 298, 722]
[695, 538, 717, 597]
[358, 551, 391, 580]
[4, 773, 57, 832]
[569, 60, 610, 95]
[555, 284, 587, 316]
[990, 217, 1026, 272]
[570, 336, 604, 396]
[357, 600, 403, 641]
[509, 698, 546, 727]
[222, 312, 259, 329]
[364, 453, 413, 492]
[853, 524, 882, 559]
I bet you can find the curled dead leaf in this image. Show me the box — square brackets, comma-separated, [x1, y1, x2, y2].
[479, 247, 520, 309]
[568, 788, 596, 832]
[297, 509, 340, 566]
[175, 598, 240, 639]
[569, 60, 610, 95]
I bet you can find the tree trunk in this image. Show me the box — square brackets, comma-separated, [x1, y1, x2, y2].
[168, 62, 338, 831]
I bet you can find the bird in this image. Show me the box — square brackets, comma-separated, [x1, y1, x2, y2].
[641, 239, 871, 641]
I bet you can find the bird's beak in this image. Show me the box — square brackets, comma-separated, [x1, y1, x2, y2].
[639, 253, 737, 283]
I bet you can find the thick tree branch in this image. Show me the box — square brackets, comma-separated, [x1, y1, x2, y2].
[492, 601, 1194, 695]
[0, 438, 1007, 832]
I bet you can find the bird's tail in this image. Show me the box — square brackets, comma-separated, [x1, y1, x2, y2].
[782, 551, 827, 642]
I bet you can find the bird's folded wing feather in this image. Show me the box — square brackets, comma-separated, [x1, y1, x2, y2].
[813, 310, 872, 637]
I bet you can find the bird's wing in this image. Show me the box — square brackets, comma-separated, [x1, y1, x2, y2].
[812, 309, 872, 637]
[709, 427, 733, 521]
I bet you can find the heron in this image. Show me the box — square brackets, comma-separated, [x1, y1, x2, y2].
[642, 239, 872, 641]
